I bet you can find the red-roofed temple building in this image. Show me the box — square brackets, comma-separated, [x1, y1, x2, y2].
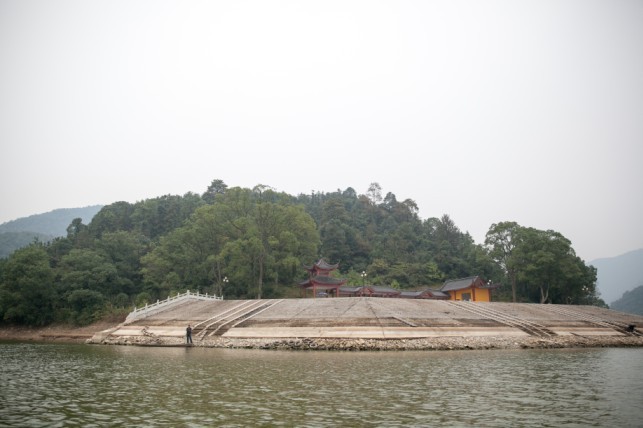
[299, 259, 347, 298]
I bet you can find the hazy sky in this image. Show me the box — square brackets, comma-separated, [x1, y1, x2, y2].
[1, 0, 642, 262]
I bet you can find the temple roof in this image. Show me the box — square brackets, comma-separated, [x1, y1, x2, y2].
[423, 289, 450, 298]
[399, 291, 425, 298]
[441, 276, 498, 292]
[303, 258, 340, 272]
[370, 286, 401, 296]
[339, 286, 363, 293]
[399, 289, 447, 298]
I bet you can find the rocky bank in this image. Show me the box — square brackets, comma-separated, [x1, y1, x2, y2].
[93, 331, 643, 351]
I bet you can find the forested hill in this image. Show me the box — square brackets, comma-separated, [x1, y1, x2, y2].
[0, 206, 103, 258]
[610, 285, 643, 316]
[0, 181, 605, 327]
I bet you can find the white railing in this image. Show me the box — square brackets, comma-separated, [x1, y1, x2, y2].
[125, 290, 223, 323]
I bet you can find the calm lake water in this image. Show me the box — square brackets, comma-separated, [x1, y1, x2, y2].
[0, 343, 642, 427]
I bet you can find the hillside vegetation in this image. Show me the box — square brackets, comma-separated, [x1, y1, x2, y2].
[0, 180, 604, 327]
[0, 232, 54, 259]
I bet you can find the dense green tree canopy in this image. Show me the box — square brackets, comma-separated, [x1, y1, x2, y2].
[486, 223, 602, 305]
[142, 187, 319, 299]
[485, 221, 521, 302]
[0, 245, 56, 325]
[0, 179, 603, 327]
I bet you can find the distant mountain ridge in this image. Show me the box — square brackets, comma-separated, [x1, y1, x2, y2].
[0, 205, 103, 258]
[591, 248, 643, 305]
[610, 285, 643, 316]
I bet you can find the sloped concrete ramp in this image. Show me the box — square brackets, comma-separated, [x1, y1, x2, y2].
[94, 298, 643, 344]
[223, 326, 528, 339]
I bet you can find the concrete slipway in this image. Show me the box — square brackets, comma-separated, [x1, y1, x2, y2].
[91, 296, 643, 349]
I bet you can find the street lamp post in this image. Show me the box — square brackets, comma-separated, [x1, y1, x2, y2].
[361, 271, 368, 297]
[222, 276, 229, 298]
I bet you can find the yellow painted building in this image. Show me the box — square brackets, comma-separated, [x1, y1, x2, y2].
[441, 276, 498, 302]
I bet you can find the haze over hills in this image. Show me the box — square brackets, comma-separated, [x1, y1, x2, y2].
[0, 205, 103, 258]
[591, 249, 643, 305]
[0, 205, 103, 236]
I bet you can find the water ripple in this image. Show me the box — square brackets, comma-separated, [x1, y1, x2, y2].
[1, 343, 642, 427]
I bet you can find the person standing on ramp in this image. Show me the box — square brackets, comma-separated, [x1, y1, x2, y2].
[186, 324, 193, 344]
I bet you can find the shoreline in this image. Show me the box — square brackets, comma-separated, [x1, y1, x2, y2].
[3, 327, 643, 351]
[0, 322, 116, 344]
[91, 330, 643, 351]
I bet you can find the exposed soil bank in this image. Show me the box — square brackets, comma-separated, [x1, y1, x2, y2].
[0, 321, 121, 344]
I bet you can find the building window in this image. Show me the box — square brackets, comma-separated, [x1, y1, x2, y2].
[462, 292, 471, 301]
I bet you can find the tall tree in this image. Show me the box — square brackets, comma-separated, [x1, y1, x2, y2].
[246, 188, 318, 298]
[142, 187, 318, 299]
[427, 214, 475, 278]
[367, 182, 383, 204]
[514, 228, 596, 304]
[89, 202, 134, 238]
[0, 245, 56, 326]
[485, 221, 521, 302]
[202, 179, 228, 204]
[57, 249, 119, 299]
